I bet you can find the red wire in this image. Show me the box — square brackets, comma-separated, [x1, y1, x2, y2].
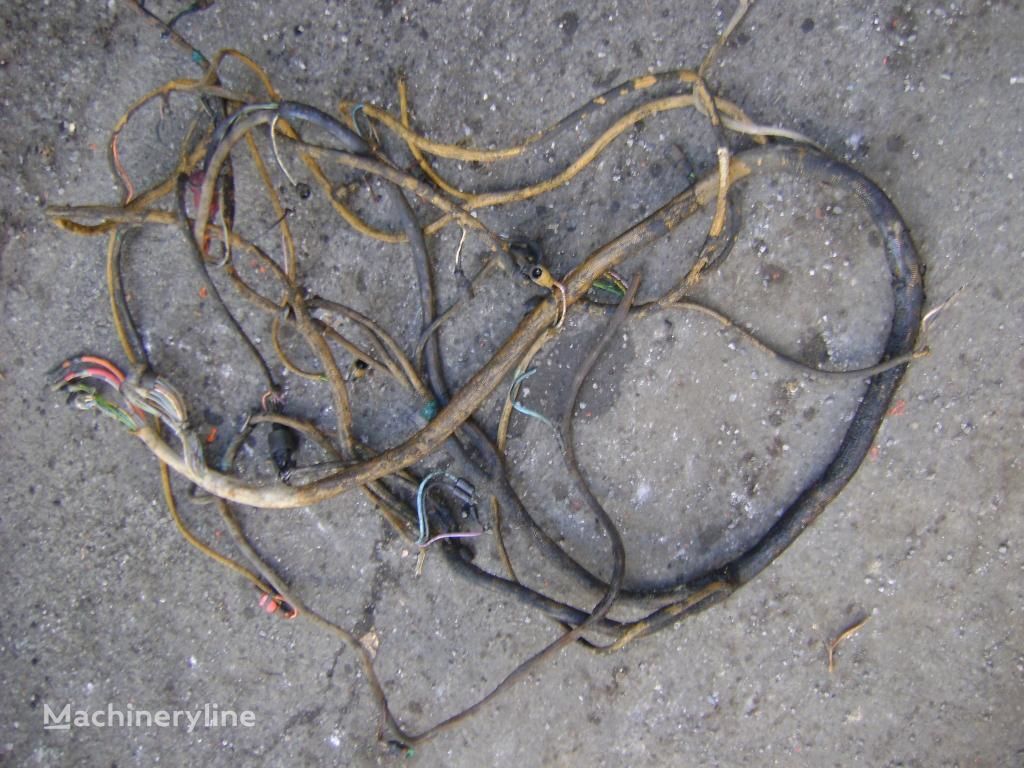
[78, 355, 126, 384]
[63, 367, 124, 391]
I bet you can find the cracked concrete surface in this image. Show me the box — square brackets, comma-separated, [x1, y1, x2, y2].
[2, 1, 1023, 765]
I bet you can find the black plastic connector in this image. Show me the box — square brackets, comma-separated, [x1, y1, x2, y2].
[267, 423, 299, 473]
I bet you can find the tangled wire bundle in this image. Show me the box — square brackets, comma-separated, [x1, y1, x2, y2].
[48, 1, 929, 749]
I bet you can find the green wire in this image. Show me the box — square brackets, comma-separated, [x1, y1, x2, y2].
[66, 383, 138, 431]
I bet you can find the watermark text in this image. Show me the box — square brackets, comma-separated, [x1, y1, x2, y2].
[43, 702, 255, 733]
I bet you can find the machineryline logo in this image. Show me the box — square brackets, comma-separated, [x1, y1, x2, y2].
[43, 702, 256, 733]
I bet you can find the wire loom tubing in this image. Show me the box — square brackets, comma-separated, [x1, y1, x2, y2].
[47, 1, 926, 750]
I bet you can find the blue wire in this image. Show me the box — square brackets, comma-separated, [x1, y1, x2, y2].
[508, 369, 558, 432]
[350, 104, 367, 138]
[415, 470, 458, 546]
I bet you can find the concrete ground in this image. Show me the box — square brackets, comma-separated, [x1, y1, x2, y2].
[2, 0, 1022, 765]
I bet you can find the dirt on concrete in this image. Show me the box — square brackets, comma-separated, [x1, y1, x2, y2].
[1, 1, 1022, 766]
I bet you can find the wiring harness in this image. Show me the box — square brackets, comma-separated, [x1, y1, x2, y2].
[47, 1, 931, 749]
